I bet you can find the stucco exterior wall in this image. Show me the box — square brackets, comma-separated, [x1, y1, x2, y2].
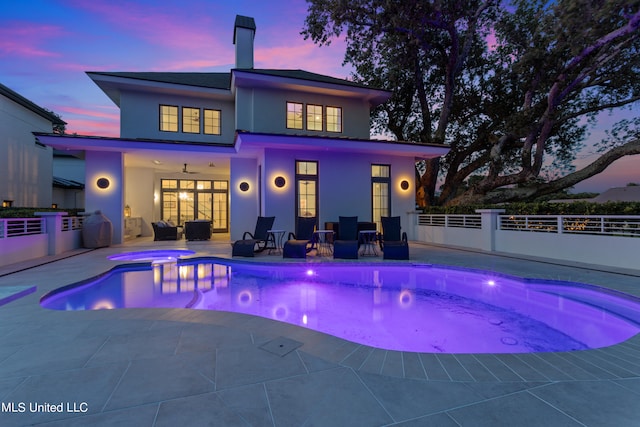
[0, 95, 54, 207]
[119, 91, 235, 143]
[261, 148, 417, 236]
[85, 151, 124, 244]
[237, 86, 371, 138]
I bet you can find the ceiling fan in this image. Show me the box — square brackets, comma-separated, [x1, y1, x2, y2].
[181, 163, 198, 174]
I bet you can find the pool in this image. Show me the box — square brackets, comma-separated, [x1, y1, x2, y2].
[40, 259, 640, 353]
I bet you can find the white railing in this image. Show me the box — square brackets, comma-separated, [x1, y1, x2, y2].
[499, 215, 640, 237]
[418, 214, 482, 229]
[414, 210, 640, 270]
[62, 216, 84, 231]
[0, 218, 45, 239]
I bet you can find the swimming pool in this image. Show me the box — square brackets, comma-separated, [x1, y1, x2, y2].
[40, 259, 640, 353]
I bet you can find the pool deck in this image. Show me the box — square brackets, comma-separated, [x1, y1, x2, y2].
[1, 237, 640, 426]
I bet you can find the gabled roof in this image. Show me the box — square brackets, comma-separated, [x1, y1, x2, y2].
[87, 71, 232, 90]
[88, 69, 384, 92]
[235, 69, 385, 91]
[0, 82, 66, 125]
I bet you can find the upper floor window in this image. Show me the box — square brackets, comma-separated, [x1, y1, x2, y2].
[182, 107, 200, 133]
[204, 109, 221, 135]
[306, 104, 323, 131]
[286, 102, 303, 129]
[326, 106, 342, 133]
[160, 105, 178, 132]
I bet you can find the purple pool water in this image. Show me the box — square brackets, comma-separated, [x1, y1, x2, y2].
[40, 260, 640, 353]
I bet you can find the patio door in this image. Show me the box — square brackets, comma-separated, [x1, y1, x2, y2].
[295, 161, 318, 228]
[161, 179, 228, 231]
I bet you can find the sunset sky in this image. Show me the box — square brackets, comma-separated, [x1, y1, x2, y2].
[1, 0, 638, 192]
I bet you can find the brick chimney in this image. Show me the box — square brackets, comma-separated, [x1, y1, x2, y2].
[233, 15, 256, 69]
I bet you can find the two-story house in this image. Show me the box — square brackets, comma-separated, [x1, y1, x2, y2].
[35, 15, 448, 243]
[1, 82, 66, 208]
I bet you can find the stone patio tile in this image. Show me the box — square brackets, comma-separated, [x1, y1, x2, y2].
[436, 354, 474, 381]
[0, 377, 25, 400]
[216, 383, 274, 426]
[155, 392, 249, 427]
[266, 367, 393, 426]
[214, 342, 307, 390]
[447, 390, 583, 426]
[36, 404, 159, 427]
[418, 353, 451, 381]
[0, 363, 128, 426]
[530, 380, 640, 426]
[85, 325, 183, 365]
[104, 355, 215, 411]
[0, 336, 107, 377]
[357, 370, 484, 421]
[392, 412, 460, 426]
[402, 352, 427, 380]
[296, 350, 341, 373]
[381, 350, 404, 378]
[359, 348, 387, 375]
[176, 322, 254, 354]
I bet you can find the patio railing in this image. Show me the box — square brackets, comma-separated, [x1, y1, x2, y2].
[0, 218, 45, 239]
[414, 211, 640, 270]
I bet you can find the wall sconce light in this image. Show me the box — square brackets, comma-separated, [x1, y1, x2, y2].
[274, 176, 286, 188]
[124, 205, 131, 218]
[239, 182, 250, 192]
[51, 203, 58, 209]
[400, 180, 410, 190]
[96, 177, 110, 189]
[2, 200, 13, 208]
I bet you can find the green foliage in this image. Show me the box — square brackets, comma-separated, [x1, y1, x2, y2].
[0, 208, 82, 218]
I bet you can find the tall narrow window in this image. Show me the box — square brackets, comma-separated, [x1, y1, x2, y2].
[160, 105, 178, 132]
[306, 104, 323, 131]
[203, 109, 221, 135]
[371, 164, 391, 231]
[295, 161, 318, 226]
[182, 107, 200, 133]
[286, 102, 303, 129]
[326, 106, 342, 133]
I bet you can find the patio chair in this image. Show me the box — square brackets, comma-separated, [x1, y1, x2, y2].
[152, 221, 181, 241]
[380, 216, 409, 260]
[232, 216, 275, 256]
[283, 216, 316, 258]
[333, 216, 359, 259]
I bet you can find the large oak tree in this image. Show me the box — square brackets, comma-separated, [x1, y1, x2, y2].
[303, 0, 640, 205]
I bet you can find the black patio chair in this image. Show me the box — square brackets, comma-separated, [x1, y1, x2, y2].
[380, 216, 409, 260]
[283, 216, 317, 258]
[233, 216, 275, 256]
[333, 216, 359, 259]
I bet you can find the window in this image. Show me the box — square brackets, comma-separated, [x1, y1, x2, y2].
[306, 104, 323, 131]
[182, 107, 200, 133]
[160, 105, 178, 132]
[161, 179, 229, 231]
[371, 164, 391, 231]
[203, 109, 221, 135]
[326, 106, 342, 132]
[296, 161, 318, 220]
[286, 102, 303, 129]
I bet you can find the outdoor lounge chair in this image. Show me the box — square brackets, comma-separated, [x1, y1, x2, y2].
[232, 216, 275, 256]
[152, 221, 181, 241]
[380, 216, 409, 260]
[333, 216, 359, 259]
[283, 216, 316, 258]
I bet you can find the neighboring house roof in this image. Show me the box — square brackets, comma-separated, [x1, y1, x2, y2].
[0, 82, 66, 125]
[53, 177, 84, 189]
[593, 186, 640, 202]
